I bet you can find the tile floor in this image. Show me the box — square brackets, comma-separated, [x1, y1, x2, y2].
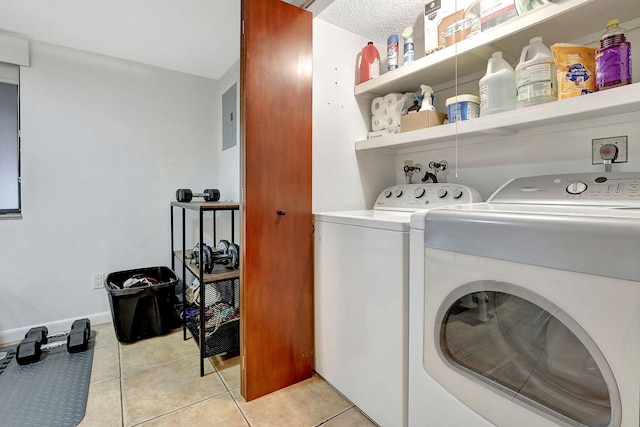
[80, 322, 378, 426]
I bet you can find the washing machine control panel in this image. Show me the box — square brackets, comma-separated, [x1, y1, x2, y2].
[489, 172, 640, 206]
[374, 183, 482, 211]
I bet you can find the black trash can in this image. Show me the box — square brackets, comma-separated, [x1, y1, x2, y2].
[105, 266, 179, 343]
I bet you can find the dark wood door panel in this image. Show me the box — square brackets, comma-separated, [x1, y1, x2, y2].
[240, 0, 313, 401]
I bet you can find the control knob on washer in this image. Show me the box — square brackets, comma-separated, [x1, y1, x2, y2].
[437, 189, 448, 198]
[414, 187, 426, 198]
[452, 188, 463, 199]
[383, 190, 392, 198]
[394, 189, 403, 198]
[566, 181, 588, 195]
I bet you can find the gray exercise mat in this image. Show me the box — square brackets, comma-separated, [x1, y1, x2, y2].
[0, 331, 95, 426]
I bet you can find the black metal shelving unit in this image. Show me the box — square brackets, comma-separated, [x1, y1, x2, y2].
[170, 201, 240, 377]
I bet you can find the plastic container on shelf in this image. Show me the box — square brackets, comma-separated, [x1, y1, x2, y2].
[359, 42, 380, 83]
[105, 266, 179, 343]
[479, 52, 516, 116]
[402, 27, 415, 65]
[387, 34, 399, 71]
[596, 19, 632, 90]
[516, 37, 557, 108]
[446, 94, 480, 123]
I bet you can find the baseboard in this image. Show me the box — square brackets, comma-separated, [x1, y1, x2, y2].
[0, 311, 113, 346]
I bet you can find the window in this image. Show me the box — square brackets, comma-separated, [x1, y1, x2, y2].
[0, 62, 20, 215]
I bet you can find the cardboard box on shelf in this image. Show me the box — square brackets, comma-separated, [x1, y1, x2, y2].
[424, 0, 481, 55]
[401, 110, 447, 132]
[480, 0, 518, 31]
[425, 0, 552, 56]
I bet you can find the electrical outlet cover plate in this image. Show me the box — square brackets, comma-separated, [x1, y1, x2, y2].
[93, 273, 104, 290]
[592, 136, 628, 164]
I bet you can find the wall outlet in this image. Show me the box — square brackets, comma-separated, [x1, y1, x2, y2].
[92, 273, 105, 290]
[592, 136, 628, 164]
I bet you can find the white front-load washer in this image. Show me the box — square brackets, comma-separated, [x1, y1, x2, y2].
[410, 172, 640, 427]
[314, 182, 481, 427]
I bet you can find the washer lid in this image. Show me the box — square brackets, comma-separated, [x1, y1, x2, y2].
[424, 205, 640, 281]
[313, 210, 412, 231]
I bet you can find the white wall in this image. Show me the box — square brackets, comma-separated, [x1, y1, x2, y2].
[214, 60, 240, 242]
[0, 42, 219, 343]
[312, 19, 396, 213]
[396, 119, 640, 200]
[216, 60, 240, 204]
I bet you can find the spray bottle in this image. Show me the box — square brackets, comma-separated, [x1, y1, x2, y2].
[402, 27, 414, 65]
[420, 85, 436, 111]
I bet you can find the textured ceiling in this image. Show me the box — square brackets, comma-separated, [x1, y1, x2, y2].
[317, 0, 426, 45]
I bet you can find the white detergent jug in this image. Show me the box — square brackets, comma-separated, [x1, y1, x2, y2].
[479, 52, 516, 116]
[516, 37, 557, 108]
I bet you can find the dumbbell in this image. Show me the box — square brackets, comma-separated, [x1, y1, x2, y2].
[215, 240, 240, 270]
[16, 318, 91, 365]
[25, 318, 91, 345]
[176, 188, 220, 203]
[190, 243, 215, 274]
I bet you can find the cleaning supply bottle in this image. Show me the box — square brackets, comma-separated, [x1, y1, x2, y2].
[479, 51, 516, 116]
[515, 37, 557, 108]
[387, 34, 399, 71]
[359, 42, 380, 84]
[596, 19, 632, 90]
[420, 85, 436, 111]
[402, 27, 414, 65]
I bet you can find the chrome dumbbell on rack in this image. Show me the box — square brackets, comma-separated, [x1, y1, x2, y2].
[189, 240, 240, 274]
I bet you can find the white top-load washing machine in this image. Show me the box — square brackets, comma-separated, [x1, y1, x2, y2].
[410, 172, 640, 427]
[314, 182, 482, 427]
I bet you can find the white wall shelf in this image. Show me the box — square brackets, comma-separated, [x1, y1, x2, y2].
[354, 0, 640, 153]
[354, 0, 640, 98]
[355, 83, 640, 152]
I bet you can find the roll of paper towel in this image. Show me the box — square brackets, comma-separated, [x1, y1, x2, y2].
[383, 93, 403, 108]
[371, 97, 384, 116]
[372, 115, 385, 131]
[383, 110, 401, 129]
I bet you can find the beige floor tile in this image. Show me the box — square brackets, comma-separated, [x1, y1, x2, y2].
[78, 378, 122, 427]
[321, 407, 379, 427]
[231, 374, 353, 427]
[90, 343, 120, 384]
[93, 322, 119, 349]
[138, 393, 250, 427]
[122, 355, 226, 426]
[210, 353, 241, 390]
[119, 329, 198, 375]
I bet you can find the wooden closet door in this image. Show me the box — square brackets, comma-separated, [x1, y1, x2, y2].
[240, 0, 313, 401]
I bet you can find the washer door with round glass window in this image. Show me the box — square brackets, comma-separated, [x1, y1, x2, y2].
[437, 280, 619, 427]
[423, 246, 639, 427]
